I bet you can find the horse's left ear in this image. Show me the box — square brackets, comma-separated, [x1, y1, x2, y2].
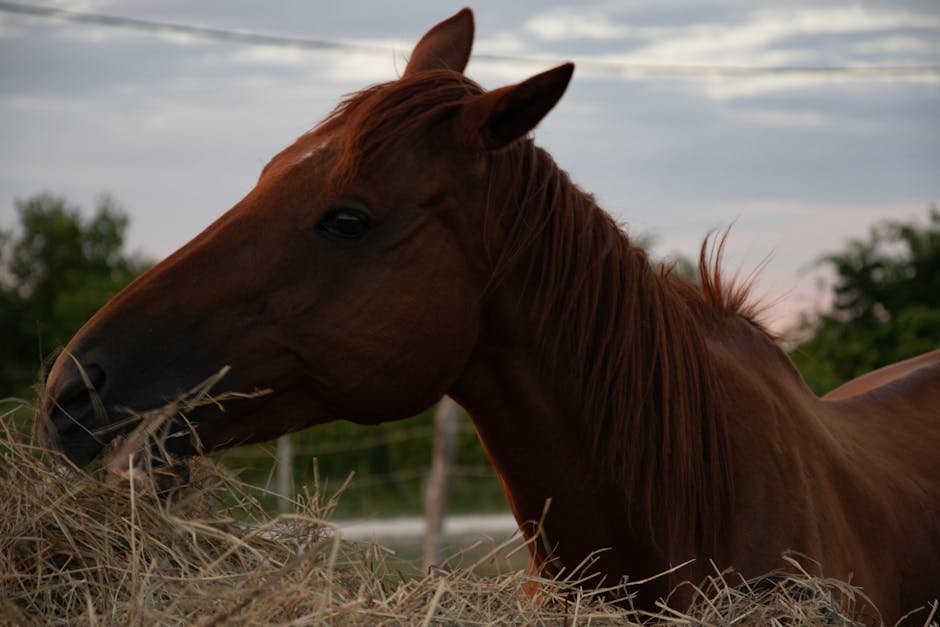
[404, 8, 474, 76]
[458, 63, 574, 151]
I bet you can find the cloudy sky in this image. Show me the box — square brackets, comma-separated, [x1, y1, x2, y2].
[1, 0, 938, 334]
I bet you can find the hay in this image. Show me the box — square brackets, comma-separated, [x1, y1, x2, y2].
[1, 394, 932, 626]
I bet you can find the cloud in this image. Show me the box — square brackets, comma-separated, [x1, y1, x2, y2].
[45, 0, 116, 11]
[518, 4, 940, 99]
[699, 71, 940, 101]
[726, 107, 827, 128]
[474, 32, 529, 56]
[525, 9, 638, 41]
[849, 35, 938, 56]
[621, 6, 940, 64]
[222, 45, 311, 67]
[204, 38, 418, 85]
[319, 40, 411, 84]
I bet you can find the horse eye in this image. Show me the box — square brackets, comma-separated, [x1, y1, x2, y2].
[316, 208, 372, 240]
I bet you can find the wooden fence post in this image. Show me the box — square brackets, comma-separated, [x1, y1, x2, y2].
[276, 434, 293, 513]
[423, 396, 459, 572]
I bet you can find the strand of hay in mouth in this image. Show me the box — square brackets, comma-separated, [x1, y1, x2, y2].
[1, 386, 932, 625]
[93, 365, 272, 479]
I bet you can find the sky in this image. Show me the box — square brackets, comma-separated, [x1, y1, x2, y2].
[1, 0, 939, 336]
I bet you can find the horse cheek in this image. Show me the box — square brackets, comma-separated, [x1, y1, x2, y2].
[361, 271, 480, 421]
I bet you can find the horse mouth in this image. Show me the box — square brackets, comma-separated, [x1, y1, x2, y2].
[42, 360, 216, 470]
[44, 392, 194, 479]
[43, 411, 105, 468]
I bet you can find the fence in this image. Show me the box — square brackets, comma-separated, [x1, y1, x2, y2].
[225, 432, 503, 515]
[216, 399, 511, 566]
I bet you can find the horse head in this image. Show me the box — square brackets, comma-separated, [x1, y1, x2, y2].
[41, 9, 573, 468]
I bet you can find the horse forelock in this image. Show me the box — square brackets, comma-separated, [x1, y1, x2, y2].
[313, 70, 484, 192]
[479, 139, 779, 558]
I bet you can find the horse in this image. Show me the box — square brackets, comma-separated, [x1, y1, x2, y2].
[41, 9, 940, 624]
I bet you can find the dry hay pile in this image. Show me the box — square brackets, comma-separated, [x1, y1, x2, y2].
[0, 400, 932, 626]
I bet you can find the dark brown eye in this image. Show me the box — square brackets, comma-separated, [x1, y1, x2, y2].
[316, 208, 372, 240]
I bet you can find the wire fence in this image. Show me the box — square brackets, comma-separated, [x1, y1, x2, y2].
[216, 409, 507, 520]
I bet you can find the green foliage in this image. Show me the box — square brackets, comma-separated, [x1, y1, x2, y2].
[791, 207, 940, 393]
[0, 193, 150, 398]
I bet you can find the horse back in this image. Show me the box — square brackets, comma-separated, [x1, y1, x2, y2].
[825, 355, 940, 494]
[825, 347, 940, 400]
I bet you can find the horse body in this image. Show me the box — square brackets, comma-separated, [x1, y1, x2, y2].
[446, 132, 940, 617]
[40, 9, 938, 623]
[711, 328, 940, 620]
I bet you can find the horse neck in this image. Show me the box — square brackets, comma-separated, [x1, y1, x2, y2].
[452, 141, 733, 577]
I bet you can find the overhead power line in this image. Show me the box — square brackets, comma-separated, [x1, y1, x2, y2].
[2, 1, 940, 80]
[0, 1, 391, 55]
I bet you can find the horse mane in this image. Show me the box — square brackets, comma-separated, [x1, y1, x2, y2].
[681, 230, 772, 336]
[483, 140, 758, 558]
[323, 71, 774, 558]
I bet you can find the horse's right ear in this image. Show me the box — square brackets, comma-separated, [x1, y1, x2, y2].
[457, 63, 574, 151]
[404, 8, 474, 76]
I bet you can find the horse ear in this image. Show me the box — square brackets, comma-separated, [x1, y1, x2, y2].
[458, 63, 574, 151]
[404, 8, 475, 76]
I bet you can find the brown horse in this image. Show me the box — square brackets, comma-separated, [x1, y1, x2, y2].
[41, 9, 940, 623]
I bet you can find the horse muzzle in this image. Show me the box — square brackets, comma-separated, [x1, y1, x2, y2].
[41, 362, 109, 467]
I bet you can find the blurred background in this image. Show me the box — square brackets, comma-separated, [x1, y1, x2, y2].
[1, 1, 938, 558]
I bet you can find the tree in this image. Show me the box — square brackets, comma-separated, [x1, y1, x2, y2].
[0, 193, 150, 399]
[791, 207, 940, 394]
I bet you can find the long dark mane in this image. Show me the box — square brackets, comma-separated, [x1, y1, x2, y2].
[324, 71, 769, 559]
[485, 138, 754, 558]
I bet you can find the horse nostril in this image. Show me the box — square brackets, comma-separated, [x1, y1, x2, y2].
[47, 363, 107, 433]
